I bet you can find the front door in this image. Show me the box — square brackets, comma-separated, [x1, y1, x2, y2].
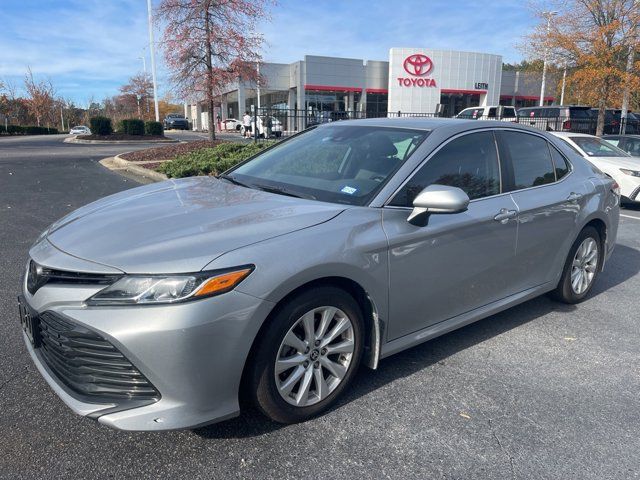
[383, 131, 519, 341]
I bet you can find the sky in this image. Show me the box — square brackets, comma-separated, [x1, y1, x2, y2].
[0, 0, 539, 104]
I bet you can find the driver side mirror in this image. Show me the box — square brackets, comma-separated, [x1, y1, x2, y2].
[408, 184, 470, 225]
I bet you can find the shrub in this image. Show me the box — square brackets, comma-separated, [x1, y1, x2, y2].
[24, 126, 58, 135]
[144, 121, 163, 136]
[118, 118, 145, 136]
[158, 142, 273, 178]
[7, 125, 23, 135]
[90, 116, 113, 135]
[0, 124, 5, 134]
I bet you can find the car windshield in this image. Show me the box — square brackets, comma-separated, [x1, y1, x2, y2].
[228, 125, 429, 206]
[570, 136, 630, 157]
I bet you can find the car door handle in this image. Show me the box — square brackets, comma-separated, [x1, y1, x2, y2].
[567, 192, 583, 202]
[494, 208, 518, 223]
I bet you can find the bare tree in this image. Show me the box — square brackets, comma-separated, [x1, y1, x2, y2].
[120, 72, 154, 119]
[24, 67, 56, 127]
[157, 0, 273, 141]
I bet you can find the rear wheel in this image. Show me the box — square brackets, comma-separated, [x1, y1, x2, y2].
[551, 226, 602, 303]
[248, 286, 364, 424]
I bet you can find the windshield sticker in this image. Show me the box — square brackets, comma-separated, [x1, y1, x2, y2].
[341, 186, 357, 195]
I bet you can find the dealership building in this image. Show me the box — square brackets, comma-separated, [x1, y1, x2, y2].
[185, 48, 555, 131]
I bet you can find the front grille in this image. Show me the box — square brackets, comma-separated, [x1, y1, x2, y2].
[37, 311, 159, 402]
[26, 260, 121, 295]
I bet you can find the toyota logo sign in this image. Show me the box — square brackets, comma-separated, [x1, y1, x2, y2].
[403, 54, 433, 76]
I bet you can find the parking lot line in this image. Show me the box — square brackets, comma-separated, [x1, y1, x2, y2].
[620, 214, 640, 220]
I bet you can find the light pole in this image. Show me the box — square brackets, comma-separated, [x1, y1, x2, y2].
[539, 11, 557, 106]
[146, 0, 160, 121]
[560, 63, 567, 105]
[138, 55, 147, 73]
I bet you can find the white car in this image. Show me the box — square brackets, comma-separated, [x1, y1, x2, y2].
[455, 106, 517, 122]
[242, 116, 283, 138]
[69, 125, 91, 135]
[221, 118, 242, 131]
[551, 132, 640, 204]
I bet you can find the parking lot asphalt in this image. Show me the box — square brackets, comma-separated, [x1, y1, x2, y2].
[1, 134, 639, 480]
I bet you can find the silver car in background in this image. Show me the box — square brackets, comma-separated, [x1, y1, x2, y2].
[19, 118, 620, 431]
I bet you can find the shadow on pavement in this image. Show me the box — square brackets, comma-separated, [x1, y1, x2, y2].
[193, 243, 640, 440]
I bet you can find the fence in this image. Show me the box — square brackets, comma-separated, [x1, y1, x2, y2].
[228, 107, 640, 143]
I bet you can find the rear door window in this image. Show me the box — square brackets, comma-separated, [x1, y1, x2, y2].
[549, 145, 570, 179]
[497, 131, 556, 190]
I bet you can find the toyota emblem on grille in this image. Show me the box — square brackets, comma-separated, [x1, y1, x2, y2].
[403, 54, 433, 76]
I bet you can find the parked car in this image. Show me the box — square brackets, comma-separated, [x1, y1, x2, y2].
[455, 105, 517, 121]
[69, 125, 91, 135]
[551, 132, 640, 204]
[241, 116, 283, 138]
[602, 134, 640, 157]
[163, 113, 189, 130]
[19, 119, 619, 431]
[222, 118, 242, 131]
[516, 106, 593, 133]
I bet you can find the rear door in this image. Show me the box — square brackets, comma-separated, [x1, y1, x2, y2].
[496, 130, 590, 291]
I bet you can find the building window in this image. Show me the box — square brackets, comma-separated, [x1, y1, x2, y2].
[366, 93, 388, 116]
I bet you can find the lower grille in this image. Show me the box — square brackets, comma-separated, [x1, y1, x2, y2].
[37, 311, 159, 402]
[630, 185, 640, 201]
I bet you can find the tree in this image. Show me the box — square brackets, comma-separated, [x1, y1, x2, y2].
[24, 67, 56, 127]
[120, 73, 154, 119]
[157, 0, 273, 141]
[524, 0, 640, 135]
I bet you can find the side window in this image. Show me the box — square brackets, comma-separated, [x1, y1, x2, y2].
[499, 131, 556, 189]
[549, 144, 570, 180]
[488, 107, 497, 118]
[389, 131, 501, 207]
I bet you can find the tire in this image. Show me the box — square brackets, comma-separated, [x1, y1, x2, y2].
[551, 226, 603, 303]
[275, 132, 282, 138]
[248, 286, 364, 424]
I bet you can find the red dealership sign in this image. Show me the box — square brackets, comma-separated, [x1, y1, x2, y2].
[398, 53, 437, 88]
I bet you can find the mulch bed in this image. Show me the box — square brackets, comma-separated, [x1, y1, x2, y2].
[120, 140, 222, 162]
[78, 134, 168, 141]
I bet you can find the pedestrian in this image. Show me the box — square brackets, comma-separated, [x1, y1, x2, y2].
[265, 115, 273, 138]
[242, 111, 252, 138]
[216, 114, 221, 132]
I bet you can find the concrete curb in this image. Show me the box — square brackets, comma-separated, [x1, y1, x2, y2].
[64, 136, 178, 145]
[100, 154, 168, 183]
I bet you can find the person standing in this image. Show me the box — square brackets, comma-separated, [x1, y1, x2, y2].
[265, 115, 273, 138]
[242, 111, 252, 138]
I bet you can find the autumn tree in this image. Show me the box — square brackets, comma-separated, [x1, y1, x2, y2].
[120, 72, 154, 119]
[24, 67, 56, 127]
[525, 0, 640, 135]
[157, 0, 273, 141]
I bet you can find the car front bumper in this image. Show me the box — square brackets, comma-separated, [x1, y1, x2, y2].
[21, 277, 274, 431]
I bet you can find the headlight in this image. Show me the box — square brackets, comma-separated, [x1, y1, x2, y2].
[620, 168, 640, 177]
[87, 266, 253, 305]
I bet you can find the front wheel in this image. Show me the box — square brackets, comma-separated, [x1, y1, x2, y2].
[551, 226, 602, 303]
[248, 286, 364, 424]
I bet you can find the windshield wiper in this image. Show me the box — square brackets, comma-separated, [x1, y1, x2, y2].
[217, 174, 253, 189]
[252, 183, 316, 200]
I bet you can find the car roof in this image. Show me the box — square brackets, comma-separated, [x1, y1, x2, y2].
[318, 117, 534, 132]
[549, 132, 595, 138]
[602, 134, 640, 138]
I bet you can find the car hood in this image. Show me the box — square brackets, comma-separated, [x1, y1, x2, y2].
[45, 177, 345, 273]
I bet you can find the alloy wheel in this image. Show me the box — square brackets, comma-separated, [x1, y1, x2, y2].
[274, 306, 355, 407]
[570, 237, 599, 295]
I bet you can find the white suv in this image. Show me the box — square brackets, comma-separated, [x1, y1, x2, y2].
[455, 106, 517, 122]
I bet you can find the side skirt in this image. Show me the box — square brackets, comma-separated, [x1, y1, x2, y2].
[379, 282, 554, 360]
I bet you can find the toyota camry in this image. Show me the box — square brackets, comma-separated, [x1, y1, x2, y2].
[19, 118, 619, 431]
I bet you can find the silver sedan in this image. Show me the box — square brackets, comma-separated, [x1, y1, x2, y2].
[19, 118, 620, 430]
